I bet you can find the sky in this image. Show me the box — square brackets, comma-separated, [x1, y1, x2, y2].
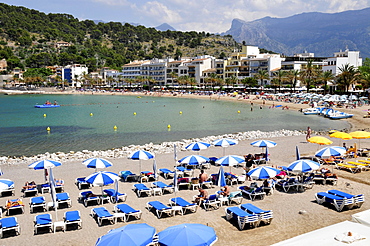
[2, 0, 370, 33]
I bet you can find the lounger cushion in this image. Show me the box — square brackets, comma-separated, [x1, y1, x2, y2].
[327, 190, 355, 199]
[241, 203, 268, 214]
[93, 207, 113, 218]
[148, 201, 171, 210]
[36, 214, 52, 225]
[116, 204, 140, 214]
[65, 211, 80, 222]
[134, 184, 150, 190]
[1, 217, 18, 228]
[56, 193, 70, 201]
[31, 197, 45, 204]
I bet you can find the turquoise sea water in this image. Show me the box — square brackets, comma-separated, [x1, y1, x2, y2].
[0, 94, 350, 156]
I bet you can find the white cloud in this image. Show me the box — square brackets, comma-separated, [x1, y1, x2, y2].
[138, 1, 182, 24]
[92, 0, 129, 6]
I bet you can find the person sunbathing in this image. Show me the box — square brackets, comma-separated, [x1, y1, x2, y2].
[194, 188, 208, 205]
[6, 198, 23, 209]
[219, 185, 230, 196]
[23, 181, 36, 190]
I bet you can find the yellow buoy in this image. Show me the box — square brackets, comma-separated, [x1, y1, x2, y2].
[237, 110, 241, 113]
[46, 127, 50, 131]
[43, 114, 46, 117]
[152, 101, 155, 103]
[167, 124, 171, 128]
[133, 112, 137, 115]
[179, 111, 182, 114]
[113, 125, 117, 130]
[90, 113, 93, 116]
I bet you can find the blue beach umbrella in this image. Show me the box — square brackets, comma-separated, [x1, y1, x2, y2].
[185, 142, 210, 152]
[153, 160, 158, 180]
[83, 158, 113, 170]
[213, 138, 238, 156]
[248, 166, 280, 180]
[215, 155, 245, 166]
[287, 160, 320, 173]
[315, 146, 346, 158]
[158, 223, 217, 246]
[250, 140, 277, 148]
[178, 155, 210, 166]
[128, 150, 155, 173]
[28, 160, 62, 170]
[96, 223, 156, 246]
[217, 167, 227, 187]
[85, 171, 119, 204]
[0, 179, 14, 192]
[296, 146, 300, 160]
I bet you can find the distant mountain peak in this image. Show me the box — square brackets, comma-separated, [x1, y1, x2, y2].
[156, 23, 176, 31]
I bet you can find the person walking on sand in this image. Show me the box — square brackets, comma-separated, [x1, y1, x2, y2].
[306, 127, 312, 141]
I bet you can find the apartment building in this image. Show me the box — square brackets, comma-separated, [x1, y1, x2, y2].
[322, 49, 362, 75]
[56, 64, 88, 87]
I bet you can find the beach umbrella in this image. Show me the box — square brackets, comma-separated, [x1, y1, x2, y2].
[248, 166, 280, 180]
[96, 223, 156, 246]
[158, 223, 217, 246]
[83, 158, 113, 170]
[213, 138, 238, 155]
[216, 166, 227, 187]
[0, 179, 14, 192]
[152, 160, 158, 180]
[250, 140, 277, 148]
[315, 146, 346, 158]
[215, 155, 244, 173]
[349, 131, 370, 149]
[128, 150, 155, 174]
[296, 146, 300, 160]
[28, 160, 62, 182]
[185, 142, 210, 152]
[85, 171, 119, 204]
[330, 131, 353, 140]
[307, 136, 333, 145]
[177, 155, 210, 167]
[287, 160, 320, 173]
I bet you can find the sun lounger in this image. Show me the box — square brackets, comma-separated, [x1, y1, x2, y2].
[240, 203, 273, 225]
[225, 207, 259, 230]
[170, 197, 198, 214]
[34, 214, 53, 234]
[133, 183, 152, 197]
[64, 210, 82, 230]
[41, 183, 50, 194]
[56, 192, 72, 208]
[103, 189, 127, 203]
[336, 163, 361, 173]
[75, 177, 91, 190]
[0, 186, 15, 197]
[79, 191, 100, 207]
[358, 160, 370, 164]
[114, 204, 142, 222]
[5, 198, 24, 216]
[55, 180, 65, 193]
[347, 161, 370, 171]
[152, 181, 174, 194]
[239, 186, 266, 200]
[327, 190, 365, 208]
[228, 191, 243, 205]
[176, 166, 193, 176]
[0, 217, 20, 238]
[203, 194, 221, 211]
[159, 168, 175, 179]
[146, 201, 173, 218]
[30, 196, 46, 213]
[315, 192, 355, 211]
[91, 207, 115, 226]
[296, 176, 315, 191]
[23, 187, 38, 197]
[120, 170, 138, 182]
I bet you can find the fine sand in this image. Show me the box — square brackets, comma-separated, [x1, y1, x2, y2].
[1, 90, 370, 246]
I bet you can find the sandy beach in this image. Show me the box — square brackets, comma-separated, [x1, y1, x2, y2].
[1, 90, 370, 246]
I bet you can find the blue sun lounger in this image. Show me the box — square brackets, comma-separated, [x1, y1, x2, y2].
[133, 183, 152, 197]
[34, 214, 53, 234]
[64, 210, 82, 230]
[79, 191, 100, 207]
[75, 177, 91, 190]
[0, 217, 20, 238]
[56, 192, 72, 208]
[203, 194, 221, 211]
[146, 201, 173, 218]
[103, 189, 127, 203]
[225, 207, 259, 230]
[114, 204, 142, 222]
[120, 171, 137, 182]
[91, 207, 115, 226]
[315, 192, 355, 211]
[175, 166, 193, 176]
[170, 197, 198, 214]
[240, 203, 273, 225]
[327, 189, 365, 208]
[152, 181, 174, 194]
[29, 196, 46, 213]
[159, 168, 175, 179]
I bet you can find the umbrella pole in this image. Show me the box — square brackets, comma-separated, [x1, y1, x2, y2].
[223, 147, 225, 156]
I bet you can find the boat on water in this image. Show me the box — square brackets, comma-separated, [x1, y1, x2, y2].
[34, 104, 60, 108]
[327, 111, 353, 119]
[302, 108, 321, 115]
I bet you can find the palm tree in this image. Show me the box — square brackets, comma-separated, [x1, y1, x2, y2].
[205, 73, 221, 91]
[125, 78, 134, 89]
[272, 70, 286, 93]
[337, 64, 360, 92]
[318, 71, 334, 95]
[286, 70, 300, 93]
[169, 71, 178, 85]
[254, 70, 269, 87]
[300, 60, 318, 93]
[135, 76, 146, 90]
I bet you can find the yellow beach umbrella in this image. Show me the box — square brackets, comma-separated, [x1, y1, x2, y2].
[349, 131, 370, 139]
[307, 136, 333, 145]
[329, 131, 353, 144]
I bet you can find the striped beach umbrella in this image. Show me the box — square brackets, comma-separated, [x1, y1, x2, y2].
[85, 171, 119, 187]
[178, 155, 209, 166]
[287, 160, 320, 173]
[185, 142, 210, 151]
[83, 158, 113, 170]
[0, 179, 14, 192]
[128, 150, 155, 174]
[28, 160, 61, 170]
[315, 146, 346, 158]
[217, 166, 227, 187]
[250, 140, 277, 148]
[248, 166, 280, 180]
[213, 138, 238, 155]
